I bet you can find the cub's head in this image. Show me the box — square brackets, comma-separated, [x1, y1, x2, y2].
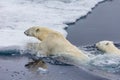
[24, 26, 55, 41]
[95, 40, 114, 52]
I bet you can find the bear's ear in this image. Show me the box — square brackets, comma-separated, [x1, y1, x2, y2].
[105, 42, 109, 46]
[36, 28, 40, 32]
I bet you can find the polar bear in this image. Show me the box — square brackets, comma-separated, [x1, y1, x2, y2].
[24, 27, 89, 65]
[96, 40, 120, 55]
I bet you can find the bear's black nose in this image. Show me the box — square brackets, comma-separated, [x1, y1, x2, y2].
[24, 31, 28, 36]
[24, 31, 26, 34]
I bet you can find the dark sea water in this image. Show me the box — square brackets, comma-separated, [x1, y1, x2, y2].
[67, 0, 120, 46]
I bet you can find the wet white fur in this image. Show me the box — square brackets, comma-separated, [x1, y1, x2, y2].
[96, 40, 120, 55]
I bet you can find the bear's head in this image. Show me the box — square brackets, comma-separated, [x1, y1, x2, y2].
[95, 40, 115, 52]
[24, 27, 55, 41]
[24, 27, 39, 37]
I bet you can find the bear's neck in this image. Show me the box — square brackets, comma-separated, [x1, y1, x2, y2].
[37, 34, 48, 41]
[37, 32, 64, 41]
[108, 45, 120, 54]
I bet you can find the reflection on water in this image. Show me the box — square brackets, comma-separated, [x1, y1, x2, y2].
[25, 59, 48, 74]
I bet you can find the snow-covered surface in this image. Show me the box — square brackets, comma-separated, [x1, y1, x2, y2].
[0, 29, 39, 47]
[0, 0, 105, 47]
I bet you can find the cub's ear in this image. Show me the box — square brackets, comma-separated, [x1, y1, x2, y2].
[105, 42, 109, 45]
[36, 28, 40, 32]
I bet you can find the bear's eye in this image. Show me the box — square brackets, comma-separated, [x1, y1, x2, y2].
[105, 43, 109, 45]
[36, 29, 40, 32]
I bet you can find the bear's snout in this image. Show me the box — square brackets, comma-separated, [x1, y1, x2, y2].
[24, 31, 29, 36]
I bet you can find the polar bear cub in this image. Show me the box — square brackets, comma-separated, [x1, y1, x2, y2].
[96, 40, 120, 55]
